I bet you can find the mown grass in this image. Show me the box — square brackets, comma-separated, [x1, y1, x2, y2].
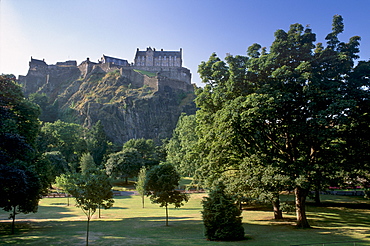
[1, 193, 370, 245]
[133, 69, 157, 78]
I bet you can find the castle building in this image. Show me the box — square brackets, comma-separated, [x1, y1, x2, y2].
[134, 47, 182, 67]
[29, 57, 47, 69]
[100, 55, 129, 66]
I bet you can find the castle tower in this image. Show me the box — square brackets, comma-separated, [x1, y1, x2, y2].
[134, 47, 182, 67]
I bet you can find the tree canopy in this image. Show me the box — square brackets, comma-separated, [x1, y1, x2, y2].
[0, 75, 43, 234]
[166, 113, 200, 177]
[144, 163, 189, 226]
[195, 15, 370, 228]
[62, 168, 114, 245]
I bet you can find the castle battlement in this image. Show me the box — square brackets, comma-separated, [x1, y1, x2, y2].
[22, 47, 192, 93]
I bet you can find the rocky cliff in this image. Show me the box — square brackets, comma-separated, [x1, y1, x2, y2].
[19, 60, 196, 144]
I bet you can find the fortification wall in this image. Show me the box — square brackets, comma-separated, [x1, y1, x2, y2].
[143, 76, 159, 91]
[120, 68, 145, 88]
[157, 76, 193, 92]
[130, 66, 191, 85]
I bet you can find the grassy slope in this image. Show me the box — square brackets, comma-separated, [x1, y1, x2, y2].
[1, 194, 370, 245]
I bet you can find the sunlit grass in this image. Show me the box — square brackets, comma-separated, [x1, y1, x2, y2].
[1, 193, 370, 245]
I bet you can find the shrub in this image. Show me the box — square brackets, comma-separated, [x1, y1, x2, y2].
[201, 182, 245, 241]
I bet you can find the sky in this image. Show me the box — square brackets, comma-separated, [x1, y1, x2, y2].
[1, 0, 370, 87]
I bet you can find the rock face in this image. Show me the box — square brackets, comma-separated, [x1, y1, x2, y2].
[19, 58, 196, 144]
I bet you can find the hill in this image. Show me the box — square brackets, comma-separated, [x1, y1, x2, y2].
[18, 57, 196, 144]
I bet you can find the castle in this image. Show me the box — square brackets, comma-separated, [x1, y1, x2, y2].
[20, 47, 193, 94]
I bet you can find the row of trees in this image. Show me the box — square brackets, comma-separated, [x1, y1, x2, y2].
[0, 74, 162, 235]
[167, 15, 370, 228]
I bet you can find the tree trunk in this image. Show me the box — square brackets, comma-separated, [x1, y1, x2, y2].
[86, 216, 90, 246]
[11, 206, 16, 235]
[314, 189, 321, 205]
[295, 187, 310, 228]
[98, 205, 101, 218]
[165, 203, 168, 226]
[272, 195, 283, 220]
[141, 195, 145, 208]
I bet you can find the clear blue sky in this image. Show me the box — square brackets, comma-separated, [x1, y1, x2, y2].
[1, 0, 370, 86]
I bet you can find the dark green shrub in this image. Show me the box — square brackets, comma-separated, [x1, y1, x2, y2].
[201, 182, 245, 241]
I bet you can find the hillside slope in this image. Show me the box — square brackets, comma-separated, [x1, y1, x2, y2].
[19, 65, 196, 144]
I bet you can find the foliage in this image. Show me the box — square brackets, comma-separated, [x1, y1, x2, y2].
[63, 168, 114, 245]
[195, 15, 370, 228]
[28, 92, 58, 122]
[37, 120, 87, 169]
[79, 153, 96, 174]
[0, 75, 43, 234]
[105, 147, 142, 183]
[123, 138, 163, 167]
[84, 121, 110, 167]
[0, 164, 42, 234]
[135, 166, 147, 208]
[166, 113, 200, 176]
[202, 182, 245, 241]
[105, 138, 164, 183]
[42, 151, 69, 178]
[144, 163, 189, 226]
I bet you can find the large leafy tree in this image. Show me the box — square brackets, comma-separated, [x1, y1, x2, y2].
[144, 163, 189, 226]
[166, 113, 200, 176]
[105, 138, 163, 183]
[105, 147, 142, 183]
[0, 75, 43, 233]
[195, 15, 370, 228]
[84, 121, 109, 167]
[123, 138, 163, 167]
[37, 120, 87, 169]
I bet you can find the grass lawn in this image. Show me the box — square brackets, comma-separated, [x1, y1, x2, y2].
[1, 193, 370, 245]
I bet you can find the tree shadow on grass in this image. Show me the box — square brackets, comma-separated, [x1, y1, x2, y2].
[1, 215, 370, 246]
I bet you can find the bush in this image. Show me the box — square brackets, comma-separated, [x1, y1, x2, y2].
[201, 182, 245, 241]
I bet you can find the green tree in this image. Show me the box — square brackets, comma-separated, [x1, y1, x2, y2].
[105, 147, 142, 183]
[195, 15, 369, 228]
[28, 92, 58, 122]
[0, 164, 42, 234]
[202, 182, 245, 241]
[64, 168, 114, 246]
[42, 151, 69, 178]
[55, 173, 73, 206]
[135, 166, 147, 208]
[123, 138, 163, 167]
[0, 75, 43, 233]
[80, 152, 96, 174]
[85, 121, 109, 167]
[37, 120, 87, 169]
[144, 163, 189, 226]
[166, 113, 200, 176]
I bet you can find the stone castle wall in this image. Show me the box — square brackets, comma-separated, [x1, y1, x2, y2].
[20, 48, 194, 95]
